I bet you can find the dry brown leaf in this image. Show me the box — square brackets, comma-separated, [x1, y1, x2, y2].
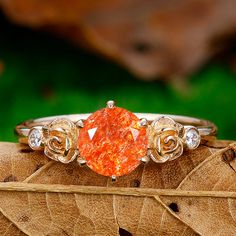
[160, 146, 236, 235]
[1, 0, 236, 79]
[0, 141, 235, 235]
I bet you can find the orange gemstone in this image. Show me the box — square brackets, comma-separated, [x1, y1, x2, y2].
[78, 107, 148, 177]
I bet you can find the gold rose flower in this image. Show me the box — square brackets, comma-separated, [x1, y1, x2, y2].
[148, 116, 184, 162]
[43, 119, 78, 163]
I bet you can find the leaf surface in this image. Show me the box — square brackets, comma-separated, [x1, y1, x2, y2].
[0, 142, 234, 235]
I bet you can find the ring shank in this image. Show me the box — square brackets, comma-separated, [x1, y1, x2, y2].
[15, 113, 217, 143]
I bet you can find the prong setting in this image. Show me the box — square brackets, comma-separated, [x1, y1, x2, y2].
[139, 155, 150, 164]
[78, 158, 87, 167]
[139, 118, 148, 127]
[76, 119, 84, 128]
[111, 175, 117, 182]
[106, 100, 116, 109]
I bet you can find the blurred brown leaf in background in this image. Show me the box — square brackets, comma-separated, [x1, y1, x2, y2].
[1, 0, 236, 80]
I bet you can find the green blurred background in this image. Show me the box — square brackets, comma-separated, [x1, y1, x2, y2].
[0, 13, 235, 142]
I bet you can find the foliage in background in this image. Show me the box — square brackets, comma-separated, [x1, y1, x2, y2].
[1, 0, 236, 79]
[0, 15, 235, 141]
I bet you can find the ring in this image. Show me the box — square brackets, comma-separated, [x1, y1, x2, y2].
[15, 100, 217, 180]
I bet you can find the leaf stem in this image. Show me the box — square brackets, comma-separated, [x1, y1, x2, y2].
[0, 182, 235, 198]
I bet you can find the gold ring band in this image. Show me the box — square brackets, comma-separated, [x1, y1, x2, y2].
[16, 113, 216, 139]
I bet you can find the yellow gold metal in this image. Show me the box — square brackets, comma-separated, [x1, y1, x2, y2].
[15, 105, 217, 169]
[42, 119, 78, 163]
[15, 113, 217, 140]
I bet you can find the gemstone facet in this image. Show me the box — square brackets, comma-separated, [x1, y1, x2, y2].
[185, 127, 201, 149]
[78, 107, 148, 177]
[28, 128, 43, 150]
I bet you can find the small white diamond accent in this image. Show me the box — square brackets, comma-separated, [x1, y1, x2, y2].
[28, 128, 43, 150]
[186, 128, 201, 150]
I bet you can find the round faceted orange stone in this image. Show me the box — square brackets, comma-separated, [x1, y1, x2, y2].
[78, 107, 148, 177]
